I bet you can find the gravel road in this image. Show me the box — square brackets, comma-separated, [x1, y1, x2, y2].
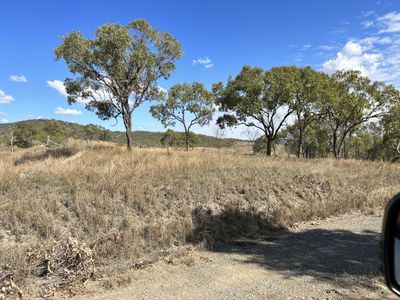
[74, 213, 397, 300]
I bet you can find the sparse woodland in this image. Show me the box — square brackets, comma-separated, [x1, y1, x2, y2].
[2, 18, 400, 299]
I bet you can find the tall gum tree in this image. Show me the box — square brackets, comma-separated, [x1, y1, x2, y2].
[214, 66, 298, 156]
[150, 82, 215, 151]
[292, 67, 329, 158]
[322, 70, 399, 158]
[54, 19, 182, 150]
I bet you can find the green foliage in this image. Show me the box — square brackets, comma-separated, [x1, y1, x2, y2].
[54, 19, 183, 149]
[252, 137, 267, 154]
[0, 119, 238, 149]
[381, 102, 400, 161]
[98, 129, 112, 141]
[151, 82, 214, 150]
[161, 129, 182, 147]
[0, 134, 7, 145]
[215, 65, 400, 159]
[44, 120, 66, 143]
[160, 129, 199, 148]
[214, 66, 302, 155]
[280, 122, 331, 158]
[322, 70, 399, 158]
[14, 123, 38, 148]
[83, 124, 100, 141]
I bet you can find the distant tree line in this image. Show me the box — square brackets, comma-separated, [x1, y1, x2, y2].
[0, 121, 111, 148]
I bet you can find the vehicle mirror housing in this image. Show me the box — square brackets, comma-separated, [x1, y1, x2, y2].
[382, 193, 400, 296]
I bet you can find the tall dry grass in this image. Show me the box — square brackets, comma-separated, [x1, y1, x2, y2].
[0, 145, 399, 293]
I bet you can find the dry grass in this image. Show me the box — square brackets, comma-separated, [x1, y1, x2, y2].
[0, 145, 399, 296]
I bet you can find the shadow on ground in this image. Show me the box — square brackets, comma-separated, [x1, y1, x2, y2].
[190, 206, 382, 291]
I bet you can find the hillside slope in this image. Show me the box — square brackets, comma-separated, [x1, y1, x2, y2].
[0, 119, 243, 148]
[0, 147, 399, 298]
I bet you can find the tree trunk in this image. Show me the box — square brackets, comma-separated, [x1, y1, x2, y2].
[297, 126, 304, 158]
[10, 131, 14, 153]
[343, 139, 348, 159]
[184, 130, 190, 151]
[266, 137, 272, 156]
[123, 114, 132, 151]
[332, 130, 338, 159]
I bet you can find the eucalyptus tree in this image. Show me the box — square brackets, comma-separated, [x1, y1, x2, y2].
[150, 82, 215, 151]
[323, 70, 399, 158]
[54, 19, 182, 150]
[292, 67, 329, 157]
[382, 102, 400, 160]
[214, 66, 298, 156]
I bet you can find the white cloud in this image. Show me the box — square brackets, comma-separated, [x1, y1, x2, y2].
[0, 111, 7, 116]
[193, 56, 214, 69]
[54, 107, 82, 115]
[323, 41, 382, 78]
[0, 90, 14, 104]
[9, 75, 27, 83]
[47, 80, 68, 97]
[322, 11, 400, 87]
[0, 118, 9, 123]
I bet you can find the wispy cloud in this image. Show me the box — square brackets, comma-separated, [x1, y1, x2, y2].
[360, 10, 376, 18]
[0, 111, 7, 116]
[54, 107, 82, 115]
[0, 118, 9, 123]
[193, 56, 213, 69]
[0, 90, 14, 104]
[301, 44, 312, 51]
[289, 44, 312, 51]
[27, 114, 44, 119]
[319, 45, 338, 51]
[377, 11, 400, 33]
[9, 75, 27, 83]
[47, 80, 68, 97]
[361, 20, 374, 29]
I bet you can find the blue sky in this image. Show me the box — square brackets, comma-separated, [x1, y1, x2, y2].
[0, 0, 399, 138]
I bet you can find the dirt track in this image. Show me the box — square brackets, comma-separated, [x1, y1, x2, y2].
[74, 214, 397, 300]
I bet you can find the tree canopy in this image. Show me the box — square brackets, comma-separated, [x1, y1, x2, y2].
[214, 66, 300, 155]
[54, 19, 183, 150]
[150, 82, 215, 150]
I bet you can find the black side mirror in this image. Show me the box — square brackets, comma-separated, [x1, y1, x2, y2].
[382, 193, 400, 296]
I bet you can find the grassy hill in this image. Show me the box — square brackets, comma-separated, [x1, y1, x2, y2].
[0, 119, 243, 148]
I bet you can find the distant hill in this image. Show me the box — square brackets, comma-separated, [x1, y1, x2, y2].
[0, 119, 243, 148]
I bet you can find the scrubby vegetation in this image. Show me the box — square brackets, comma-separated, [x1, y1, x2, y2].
[0, 119, 241, 149]
[0, 145, 399, 297]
